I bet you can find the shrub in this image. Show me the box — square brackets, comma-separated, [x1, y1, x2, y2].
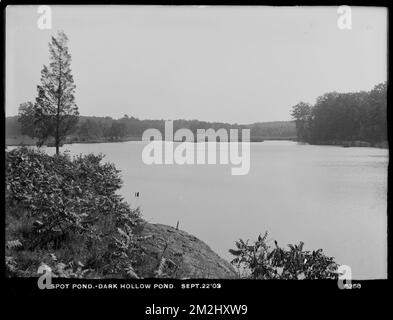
[6, 147, 142, 278]
[229, 232, 338, 279]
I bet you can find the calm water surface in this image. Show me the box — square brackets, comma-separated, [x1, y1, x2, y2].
[23, 141, 388, 279]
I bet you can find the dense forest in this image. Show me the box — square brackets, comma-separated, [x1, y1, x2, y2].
[291, 82, 388, 147]
[6, 115, 297, 145]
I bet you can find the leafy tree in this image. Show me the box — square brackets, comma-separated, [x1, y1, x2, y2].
[18, 31, 79, 154]
[290, 102, 312, 142]
[365, 82, 387, 142]
[18, 102, 36, 138]
[290, 82, 387, 145]
[78, 119, 102, 141]
[104, 122, 127, 140]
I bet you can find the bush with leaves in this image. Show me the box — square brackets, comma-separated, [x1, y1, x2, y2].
[229, 232, 339, 279]
[6, 147, 142, 278]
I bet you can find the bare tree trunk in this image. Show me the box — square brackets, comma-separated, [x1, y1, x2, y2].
[55, 104, 60, 155]
[55, 137, 59, 155]
[56, 56, 62, 156]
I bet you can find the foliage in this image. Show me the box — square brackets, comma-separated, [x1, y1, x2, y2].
[18, 31, 79, 154]
[229, 232, 338, 279]
[8, 115, 297, 145]
[290, 102, 313, 142]
[290, 82, 387, 145]
[5, 147, 142, 278]
[77, 119, 103, 141]
[18, 102, 37, 138]
[103, 122, 128, 140]
[39, 254, 91, 278]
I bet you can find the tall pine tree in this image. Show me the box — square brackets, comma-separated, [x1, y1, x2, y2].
[19, 31, 79, 154]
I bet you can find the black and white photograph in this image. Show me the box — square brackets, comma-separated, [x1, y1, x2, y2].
[3, 3, 389, 300]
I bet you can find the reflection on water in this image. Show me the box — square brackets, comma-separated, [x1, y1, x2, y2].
[11, 140, 388, 279]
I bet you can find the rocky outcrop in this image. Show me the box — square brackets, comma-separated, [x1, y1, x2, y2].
[135, 223, 237, 279]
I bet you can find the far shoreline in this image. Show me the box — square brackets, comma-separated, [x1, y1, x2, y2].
[6, 137, 388, 149]
[6, 135, 299, 147]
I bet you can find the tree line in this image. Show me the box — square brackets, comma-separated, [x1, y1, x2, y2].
[10, 113, 297, 145]
[74, 117, 297, 142]
[291, 82, 387, 146]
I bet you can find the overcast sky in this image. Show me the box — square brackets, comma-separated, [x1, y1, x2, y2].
[6, 6, 387, 124]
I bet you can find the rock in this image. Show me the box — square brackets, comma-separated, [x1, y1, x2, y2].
[135, 223, 237, 279]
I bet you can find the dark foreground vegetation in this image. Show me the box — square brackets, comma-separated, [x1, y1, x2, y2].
[229, 232, 338, 280]
[6, 147, 143, 278]
[6, 148, 339, 279]
[291, 82, 387, 148]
